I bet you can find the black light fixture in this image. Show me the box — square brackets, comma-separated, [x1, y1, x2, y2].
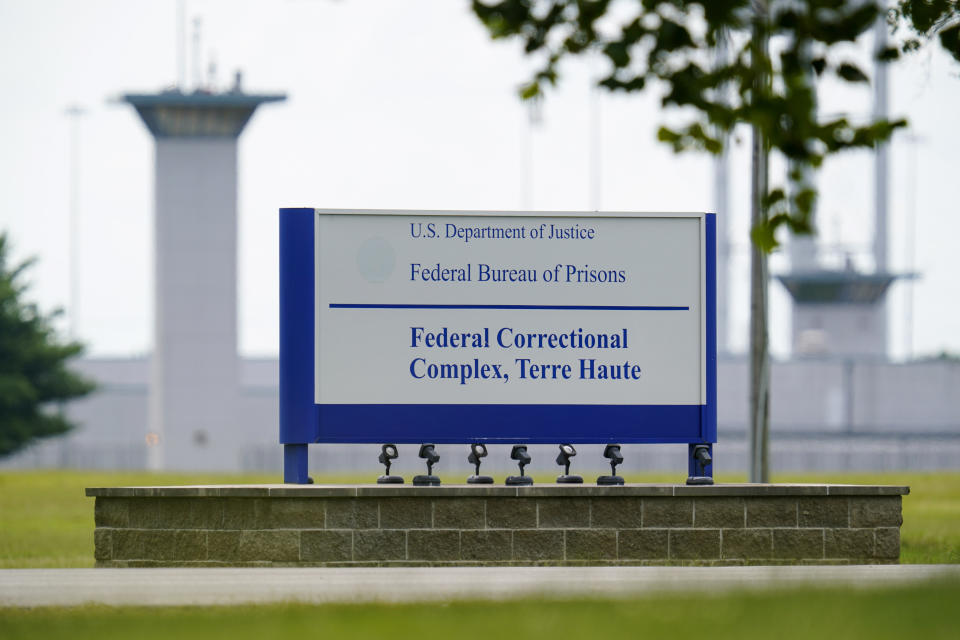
[597, 444, 625, 485]
[377, 443, 403, 484]
[413, 443, 441, 486]
[686, 444, 714, 485]
[506, 445, 533, 486]
[555, 443, 583, 483]
[467, 443, 493, 484]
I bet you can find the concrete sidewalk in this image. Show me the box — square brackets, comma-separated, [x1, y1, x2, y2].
[2, 565, 958, 607]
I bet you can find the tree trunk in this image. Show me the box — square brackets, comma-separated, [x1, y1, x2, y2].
[749, 1, 771, 483]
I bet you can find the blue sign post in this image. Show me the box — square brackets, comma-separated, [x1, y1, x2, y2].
[279, 208, 716, 484]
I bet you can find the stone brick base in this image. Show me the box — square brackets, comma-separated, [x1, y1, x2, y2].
[86, 484, 907, 567]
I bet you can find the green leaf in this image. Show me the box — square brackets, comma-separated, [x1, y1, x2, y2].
[837, 62, 869, 83]
[750, 222, 779, 253]
[603, 41, 630, 67]
[519, 82, 541, 100]
[598, 75, 646, 92]
[876, 46, 900, 62]
[902, 38, 922, 53]
[939, 23, 960, 63]
[793, 188, 817, 220]
[656, 126, 683, 151]
[762, 188, 787, 209]
[657, 18, 695, 51]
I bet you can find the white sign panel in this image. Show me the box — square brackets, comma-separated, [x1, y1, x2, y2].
[313, 211, 706, 409]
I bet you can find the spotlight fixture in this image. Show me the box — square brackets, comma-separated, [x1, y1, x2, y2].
[467, 443, 494, 484]
[505, 445, 533, 486]
[376, 443, 403, 484]
[555, 443, 583, 484]
[413, 443, 441, 486]
[685, 444, 714, 486]
[597, 444, 625, 485]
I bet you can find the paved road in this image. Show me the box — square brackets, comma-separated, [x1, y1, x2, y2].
[2, 565, 958, 607]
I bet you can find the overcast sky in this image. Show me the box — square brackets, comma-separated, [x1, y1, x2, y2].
[0, 0, 957, 360]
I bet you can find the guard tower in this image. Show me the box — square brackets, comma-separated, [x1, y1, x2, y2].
[776, 265, 903, 357]
[125, 85, 285, 470]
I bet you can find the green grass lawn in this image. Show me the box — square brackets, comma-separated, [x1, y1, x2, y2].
[2, 580, 960, 640]
[0, 469, 957, 567]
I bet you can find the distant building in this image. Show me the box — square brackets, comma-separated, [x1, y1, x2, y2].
[6, 350, 958, 474]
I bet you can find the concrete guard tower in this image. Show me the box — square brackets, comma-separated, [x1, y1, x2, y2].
[125, 87, 285, 470]
[776, 266, 906, 357]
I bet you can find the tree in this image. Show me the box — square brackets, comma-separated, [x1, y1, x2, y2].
[470, 0, 958, 481]
[0, 232, 95, 457]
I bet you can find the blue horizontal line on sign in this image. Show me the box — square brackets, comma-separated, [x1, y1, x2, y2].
[313, 403, 709, 444]
[329, 303, 689, 311]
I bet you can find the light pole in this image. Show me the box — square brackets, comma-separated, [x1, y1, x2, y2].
[521, 94, 542, 210]
[64, 104, 86, 340]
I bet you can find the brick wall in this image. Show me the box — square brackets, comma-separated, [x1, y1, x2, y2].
[88, 485, 906, 567]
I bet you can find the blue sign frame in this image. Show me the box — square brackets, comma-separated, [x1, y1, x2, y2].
[279, 208, 717, 483]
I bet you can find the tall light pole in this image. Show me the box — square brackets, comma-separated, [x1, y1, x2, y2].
[589, 55, 602, 212]
[902, 132, 922, 360]
[873, 14, 890, 275]
[177, 0, 187, 88]
[521, 95, 542, 210]
[65, 104, 86, 340]
[713, 29, 731, 355]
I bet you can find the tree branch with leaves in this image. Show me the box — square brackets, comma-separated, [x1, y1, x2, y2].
[472, 0, 916, 248]
[470, 0, 957, 481]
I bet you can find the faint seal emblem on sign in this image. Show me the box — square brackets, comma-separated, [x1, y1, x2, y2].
[356, 236, 396, 283]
